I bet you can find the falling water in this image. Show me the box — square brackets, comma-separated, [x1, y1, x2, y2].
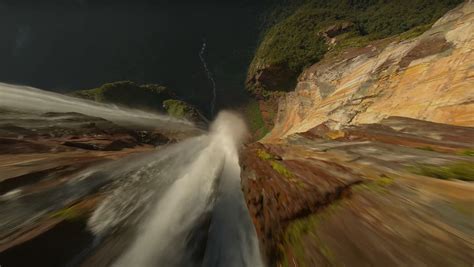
[90, 112, 263, 267]
[199, 39, 217, 116]
[0, 83, 263, 266]
[0, 82, 194, 132]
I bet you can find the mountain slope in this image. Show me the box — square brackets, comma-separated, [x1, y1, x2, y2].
[247, 0, 463, 95]
[268, 1, 474, 140]
[241, 2, 474, 266]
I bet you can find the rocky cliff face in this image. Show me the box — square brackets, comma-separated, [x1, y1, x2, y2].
[241, 2, 474, 266]
[241, 117, 474, 266]
[267, 1, 474, 140]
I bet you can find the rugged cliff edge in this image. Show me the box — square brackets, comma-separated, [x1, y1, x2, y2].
[241, 2, 474, 266]
[268, 1, 474, 140]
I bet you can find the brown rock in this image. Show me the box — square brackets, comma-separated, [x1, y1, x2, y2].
[267, 2, 474, 141]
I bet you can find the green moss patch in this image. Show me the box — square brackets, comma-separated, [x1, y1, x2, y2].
[409, 162, 474, 181]
[281, 200, 343, 266]
[50, 206, 85, 221]
[280, 175, 395, 265]
[162, 99, 205, 123]
[270, 160, 293, 178]
[459, 149, 474, 157]
[257, 149, 274, 160]
[398, 23, 433, 41]
[162, 99, 188, 119]
[353, 176, 395, 194]
[244, 100, 269, 139]
[256, 149, 292, 177]
[256, 149, 308, 188]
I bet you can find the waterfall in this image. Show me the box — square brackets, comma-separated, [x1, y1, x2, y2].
[199, 39, 217, 116]
[0, 83, 263, 266]
[0, 82, 194, 132]
[89, 112, 263, 267]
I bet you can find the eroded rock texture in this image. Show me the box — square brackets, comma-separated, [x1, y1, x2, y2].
[268, 2, 474, 140]
[241, 2, 474, 266]
[241, 117, 474, 266]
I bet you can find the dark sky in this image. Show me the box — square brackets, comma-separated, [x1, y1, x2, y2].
[0, 1, 268, 114]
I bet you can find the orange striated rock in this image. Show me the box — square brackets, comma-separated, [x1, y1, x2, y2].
[242, 4, 474, 265]
[267, 1, 474, 141]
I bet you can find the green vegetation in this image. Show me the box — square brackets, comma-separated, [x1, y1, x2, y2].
[50, 206, 84, 221]
[252, 6, 330, 76]
[162, 99, 206, 124]
[280, 175, 395, 265]
[245, 99, 270, 139]
[270, 160, 293, 178]
[353, 176, 395, 193]
[71, 81, 175, 112]
[459, 149, 474, 157]
[256, 149, 292, 177]
[375, 176, 395, 187]
[72, 81, 207, 123]
[249, 0, 462, 93]
[281, 200, 343, 266]
[162, 99, 189, 119]
[257, 149, 274, 160]
[325, 31, 374, 56]
[409, 162, 474, 181]
[398, 23, 434, 41]
[256, 148, 307, 188]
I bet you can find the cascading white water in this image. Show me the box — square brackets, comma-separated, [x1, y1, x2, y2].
[90, 112, 263, 267]
[0, 82, 194, 131]
[0, 83, 263, 266]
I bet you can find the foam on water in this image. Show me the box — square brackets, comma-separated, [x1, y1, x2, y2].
[0, 82, 262, 266]
[89, 112, 263, 266]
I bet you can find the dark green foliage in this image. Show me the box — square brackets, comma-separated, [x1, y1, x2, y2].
[262, 0, 462, 38]
[254, 8, 332, 73]
[258, 0, 309, 39]
[249, 0, 462, 93]
[71, 81, 176, 112]
[355, 0, 462, 38]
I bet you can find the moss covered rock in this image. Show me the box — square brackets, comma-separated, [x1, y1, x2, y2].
[247, 0, 462, 96]
[162, 99, 208, 126]
[71, 81, 176, 113]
